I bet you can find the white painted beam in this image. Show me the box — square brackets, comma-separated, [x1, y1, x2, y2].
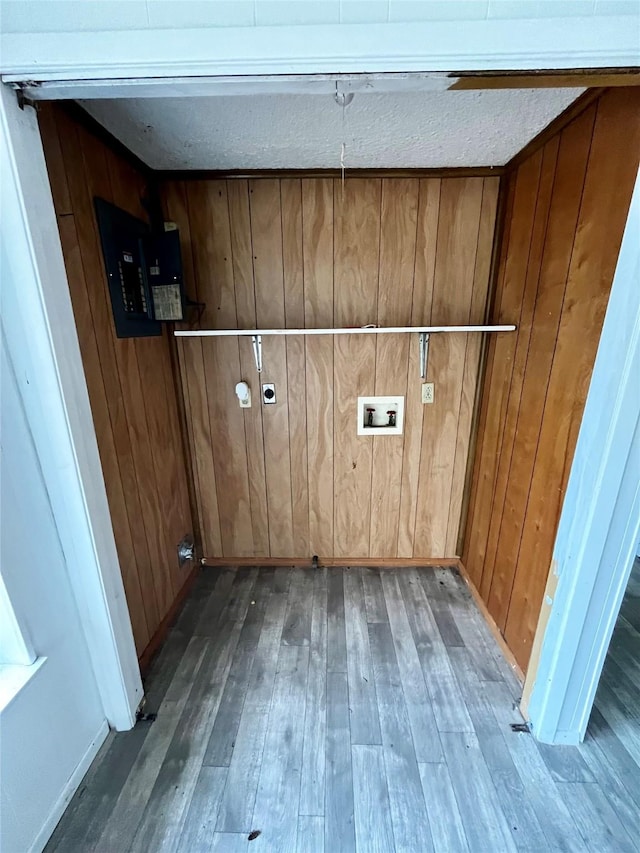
[2, 17, 638, 94]
[7, 72, 457, 102]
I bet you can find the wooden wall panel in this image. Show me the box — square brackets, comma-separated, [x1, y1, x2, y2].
[414, 178, 488, 557]
[370, 179, 418, 557]
[282, 180, 310, 555]
[160, 180, 214, 554]
[165, 175, 499, 561]
[504, 88, 640, 663]
[302, 180, 334, 557]
[464, 159, 539, 593]
[448, 178, 500, 555]
[463, 88, 640, 673]
[58, 212, 149, 652]
[188, 181, 255, 557]
[39, 105, 194, 658]
[487, 107, 596, 624]
[228, 180, 270, 555]
[251, 180, 295, 557]
[477, 140, 558, 602]
[333, 179, 380, 558]
[396, 179, 440, 558]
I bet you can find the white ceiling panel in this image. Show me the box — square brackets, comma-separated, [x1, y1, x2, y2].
[82, 87, 582, 170]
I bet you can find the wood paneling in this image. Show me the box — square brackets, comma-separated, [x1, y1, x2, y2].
[371, 179, 418, 558]
[302, 179, 334, 557]
[414, 178, 489, 559]
[251, 180, 295, 556]
[164, 175, 499, 560]
[463, 88, 640, 672]
[282, 180, 310, 557]
[39, 104, 194, 657]
[333, 179, 380, 558]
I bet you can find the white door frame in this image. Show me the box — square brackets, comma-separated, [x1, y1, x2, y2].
[2, 15, 638, 737]
[525, 169, 640, 745]
[1, 16, 637, 91]
[1, 84, 142, 731]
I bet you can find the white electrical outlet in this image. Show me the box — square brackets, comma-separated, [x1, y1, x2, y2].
[262, 383, 276, 404]
[235, 381, 251, 408]
[422, 382, 435, 404]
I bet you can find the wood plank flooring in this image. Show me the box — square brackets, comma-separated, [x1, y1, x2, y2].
[581, 555, 640, 831]
[47, 565, 640, 853]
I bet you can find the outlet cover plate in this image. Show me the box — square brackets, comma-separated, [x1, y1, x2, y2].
[422, 382, 435, 404]
[262, 383, 276, 404]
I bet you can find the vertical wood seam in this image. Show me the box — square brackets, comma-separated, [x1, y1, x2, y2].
[246, 179, 271, 557]
[299, 182, 312, 557]
[171, 181, 207, 555]
[369, 179, 384, 557]
[395, 178, 423, 558]
[444, 179, 485, 553]
[332, 179, 337, 559]
[182, 185, 214, 552]
[414, 179, 442, 558]
[457, 176, 506, 557]
[236, 181, 261, 554]
[280, 180, 297, 558]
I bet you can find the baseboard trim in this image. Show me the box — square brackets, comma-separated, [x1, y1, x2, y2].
[30, 719, 110, 853]
[201, 557, 461, 568]
[457, 561, 524, 684]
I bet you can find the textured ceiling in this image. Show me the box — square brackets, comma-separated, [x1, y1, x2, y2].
[83, 88, 582, 170]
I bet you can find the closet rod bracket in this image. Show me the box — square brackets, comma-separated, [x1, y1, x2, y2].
[252, 334, 263, 374]
[419, 332, 430, 380]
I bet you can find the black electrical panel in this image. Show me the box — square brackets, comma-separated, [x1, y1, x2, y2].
[94, 197, 186, 338]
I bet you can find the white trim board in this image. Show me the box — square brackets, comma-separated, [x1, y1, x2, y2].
[525, 168, 640, 745]
[29, 720, 110, 853]
[2, 17, 639, 90]
[175, 325, 516, 337]
[0, 85, 141, 730]
[5, 72, 459, 102]
[0, 659, 46, 715]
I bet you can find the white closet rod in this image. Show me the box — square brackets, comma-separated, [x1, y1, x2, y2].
[174, 324, 516, 338]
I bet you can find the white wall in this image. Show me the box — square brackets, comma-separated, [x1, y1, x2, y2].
[1, 0, 637, 31]
[0, 85, 142, 730]
[0, 81, 142, 851]
[0, 326, 108, 853]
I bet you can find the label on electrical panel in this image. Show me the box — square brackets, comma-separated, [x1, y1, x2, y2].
[152, 284, 183, 321]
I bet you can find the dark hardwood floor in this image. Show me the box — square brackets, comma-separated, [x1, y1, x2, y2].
[47, 565, 640, 852]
